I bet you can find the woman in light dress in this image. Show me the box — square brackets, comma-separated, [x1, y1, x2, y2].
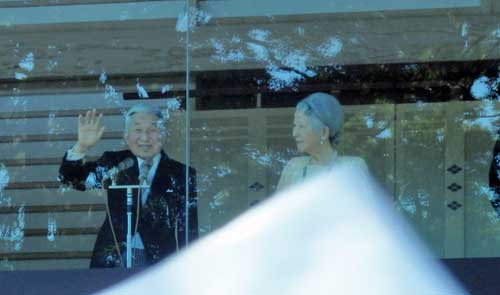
[276, 92, 368, 191]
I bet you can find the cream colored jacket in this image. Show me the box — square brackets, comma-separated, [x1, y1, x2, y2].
[276, 155, 368, 192]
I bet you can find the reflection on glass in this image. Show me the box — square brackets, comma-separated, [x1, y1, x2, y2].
[188, 0, 500, 262]
[0, 0, 499, 276]
[0, 0, 189, 271]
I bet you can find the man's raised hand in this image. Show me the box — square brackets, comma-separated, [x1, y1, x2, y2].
[74, 109, 105, 153]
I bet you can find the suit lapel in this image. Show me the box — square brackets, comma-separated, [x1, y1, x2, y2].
[150, 151, 174, 197]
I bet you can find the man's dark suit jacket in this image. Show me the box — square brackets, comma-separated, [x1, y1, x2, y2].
[58, 149, 198, 268]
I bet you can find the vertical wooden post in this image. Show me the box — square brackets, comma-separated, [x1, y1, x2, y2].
[444, 101, 465, 258]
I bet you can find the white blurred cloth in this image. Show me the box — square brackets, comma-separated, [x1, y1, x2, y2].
[97, 163, 465, 295]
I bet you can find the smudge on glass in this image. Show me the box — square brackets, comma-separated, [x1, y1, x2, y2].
[99, 71, 108, 84]
[316, 37, 343, 58]
[47, 217, 57, 242]
[176, 7, 211, 33]
[14, 72, 28, 80]
[18, 52, 34, 72]
[161, 84, 171, 94]
[136, 81, 150, 99]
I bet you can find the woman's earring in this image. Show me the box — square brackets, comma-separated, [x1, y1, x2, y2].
[320, 137, 325, 145]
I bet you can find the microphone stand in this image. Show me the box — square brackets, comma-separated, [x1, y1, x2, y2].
[108, 180, 149, 269]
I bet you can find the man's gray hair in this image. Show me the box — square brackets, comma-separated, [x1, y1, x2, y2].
[124, 103, 165, 134]
[296, 92, 344, 145]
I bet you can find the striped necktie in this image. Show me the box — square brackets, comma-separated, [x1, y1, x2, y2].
[139, 161, 152, 205]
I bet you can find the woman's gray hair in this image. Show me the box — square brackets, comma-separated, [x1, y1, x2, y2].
[124, 103, 165, 135]
[296, 92, 344, 145]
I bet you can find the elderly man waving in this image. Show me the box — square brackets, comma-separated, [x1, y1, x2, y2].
[59, 104, 198, 268]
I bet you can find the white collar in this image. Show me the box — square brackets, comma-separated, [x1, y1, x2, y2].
[137, 153, 161, 166]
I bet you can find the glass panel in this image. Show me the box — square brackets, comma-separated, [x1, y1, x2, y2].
[0, 1, 188, 270]
[187, 0, 500, 260]
[0, 0, 499, 282]
[394, 103, 447, 256]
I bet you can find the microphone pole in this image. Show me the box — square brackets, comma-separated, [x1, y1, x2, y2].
[126, 185, 133, 268]
[108, 163, 148, 269]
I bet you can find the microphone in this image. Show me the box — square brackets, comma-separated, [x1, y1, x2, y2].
[117, 157, 135, 172]
[105, 157, 135, 187]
